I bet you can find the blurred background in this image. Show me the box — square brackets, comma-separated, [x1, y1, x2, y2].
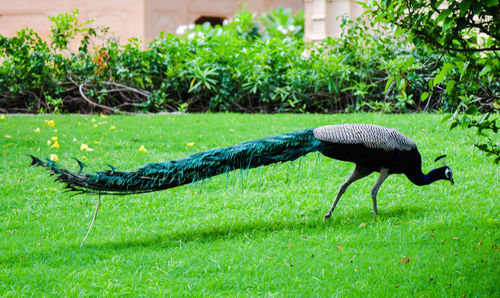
[0, 0, 366, 45]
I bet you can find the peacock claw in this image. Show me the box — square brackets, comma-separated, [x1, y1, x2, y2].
[323, 213, 331, 221]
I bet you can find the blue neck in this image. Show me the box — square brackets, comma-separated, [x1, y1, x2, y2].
[406, 167, 445, 186]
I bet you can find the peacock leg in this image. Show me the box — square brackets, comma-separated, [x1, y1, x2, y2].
[324, 165, 372, 221]
[370, 168, 390, 215]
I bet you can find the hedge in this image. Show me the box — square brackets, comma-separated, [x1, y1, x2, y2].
[0, 9, 497, 114]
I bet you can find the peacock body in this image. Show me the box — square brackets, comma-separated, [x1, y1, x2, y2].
[30, 123, 454, 219]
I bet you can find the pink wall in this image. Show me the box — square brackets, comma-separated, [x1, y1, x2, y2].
[0, 0, 304, 45]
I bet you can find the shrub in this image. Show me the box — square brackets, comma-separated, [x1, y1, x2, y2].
[0, 9, 497, 115]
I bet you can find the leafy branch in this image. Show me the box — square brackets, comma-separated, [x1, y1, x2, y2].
[368, 0, 500, 163]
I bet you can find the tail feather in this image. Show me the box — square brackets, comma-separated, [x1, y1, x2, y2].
[29, 129, 322, 195]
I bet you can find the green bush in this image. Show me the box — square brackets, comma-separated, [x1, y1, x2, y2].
[0, 9, 497, 114]
[367, 0, 499, 163]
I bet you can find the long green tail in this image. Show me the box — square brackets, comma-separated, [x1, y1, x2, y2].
[29, 129, 323, 195]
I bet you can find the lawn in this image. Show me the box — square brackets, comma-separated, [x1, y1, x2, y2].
[0, 113, 498, 296]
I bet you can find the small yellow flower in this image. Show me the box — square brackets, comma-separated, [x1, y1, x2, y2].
[186, 142, 195, 147]
[138, 145, 147, 153]
[93, 124, 98, 128]
[51, 136, 58, 141]
[110, 125, 116, 130]
[47, 140, 52, 146]
[91, 118, 96, 122]
[46, 120, 55, 127]
[73, 138, 77, 142]
[34, 127, 41, 133]
[53, 129, 58, 132]
[100, 113, 107, 119]
[5, 135, 12, 139]
[80, 143, 94, 152]
[51, 141, 60, 149]
[92, 140, 99, 145]
[50, 154, 58, 161]
[0, 114, 6, 120]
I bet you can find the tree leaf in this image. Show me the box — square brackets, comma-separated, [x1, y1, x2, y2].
[486, 0, 498, 7]
[433, 72, 445, 87]
[465, 105, 478, 115]
[436, 9, 452, 24]
[479, 65, 491, 76]
[420, 92, 429, 101]
[442, 18, 455, 33]
[441, 114, 453, 122]
[433, 62, 454, 86]
[428, 79, 434, 89]
[385, 77, 394, 93]
[459, 61, 469, 79]
[189, 77, 196, 89]
[445, 80, 456, 94]
[404, 56, 415, 69]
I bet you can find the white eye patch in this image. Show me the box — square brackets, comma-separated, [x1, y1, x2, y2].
[445, 168, 452, 178]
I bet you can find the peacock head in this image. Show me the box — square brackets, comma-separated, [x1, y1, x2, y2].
[435, 155, 454, 185]
[443, 166, 454, 184]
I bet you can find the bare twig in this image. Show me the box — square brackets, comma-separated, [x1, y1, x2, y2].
[423, 92, 432, 112]
[114, 102, 148, 108]
[101, 81, 150, 97]
[4, 107, 33, 113]
[79, 83, 115, 113]
[97, 88, 137, 94]
[80, 193, 101, 247]
[117, 90, 134, 103]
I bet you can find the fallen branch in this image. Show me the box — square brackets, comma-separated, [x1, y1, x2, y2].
[79, 84, 116, 113]
[100, 81, 151, 97]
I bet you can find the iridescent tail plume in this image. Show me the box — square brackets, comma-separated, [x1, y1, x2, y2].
[29, 129, 322, 195]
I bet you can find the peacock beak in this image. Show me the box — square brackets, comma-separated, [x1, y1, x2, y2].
[449, 176, 454, 185]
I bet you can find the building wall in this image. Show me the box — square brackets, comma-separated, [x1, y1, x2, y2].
[0, 0, 365, 45]
[0, 0, 146, 44]
[0, 0, 304, 45]
[304, 0, 366, 41]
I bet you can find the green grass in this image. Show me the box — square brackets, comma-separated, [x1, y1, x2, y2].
[1, 113, 498, 296]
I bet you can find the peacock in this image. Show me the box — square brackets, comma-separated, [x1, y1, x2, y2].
[30, 123, 454, 221]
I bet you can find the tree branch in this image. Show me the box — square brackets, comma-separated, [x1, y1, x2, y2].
[78, 84, 115, 113]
